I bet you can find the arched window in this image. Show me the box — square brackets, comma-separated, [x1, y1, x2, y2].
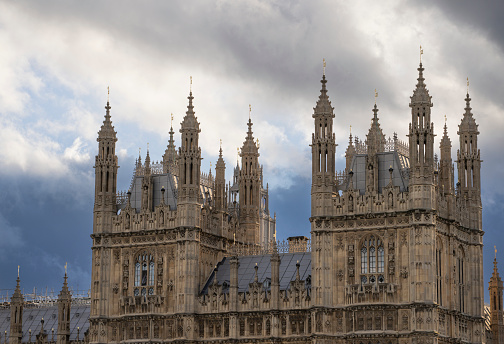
[457, 247, 465, 313]
[134, 251, 155, 296]
[360, 235, 385, 284]
[436, 237, 443, 306]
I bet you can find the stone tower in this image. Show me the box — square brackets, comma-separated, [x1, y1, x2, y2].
[239, 117, 261, 244]
[310, 68, 336, 308]
[91, 99, 118, 322]
[408, 62, 436, 209]
[177, 88, 202, 317]
[490, 250, 504, 344]
[457, 90, 482, 230]
[57, 271, 71, 344]
[310, 69, 336, 218]
[9, 274, 23, 344]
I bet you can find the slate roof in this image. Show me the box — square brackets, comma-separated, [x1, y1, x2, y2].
[0, 304, 89, 342]
[201, 252, 312, 295]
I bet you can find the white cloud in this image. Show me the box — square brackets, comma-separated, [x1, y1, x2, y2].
[63, 137, 90, 164]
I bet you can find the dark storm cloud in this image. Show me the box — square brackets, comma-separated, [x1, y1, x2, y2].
[418, 0, 504, 53]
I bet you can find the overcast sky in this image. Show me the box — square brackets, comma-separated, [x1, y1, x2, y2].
[0, 0, 503, 302]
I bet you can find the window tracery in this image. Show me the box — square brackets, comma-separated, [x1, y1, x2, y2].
[134, 251, 155, 296]
[360, 235, 385, 284]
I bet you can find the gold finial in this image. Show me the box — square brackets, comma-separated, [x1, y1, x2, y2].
[210, 162, 212, 169]
[219, 139, 222, 149]
[107, 86, 110, 102]
[256, 138, 260, 149]
[139, 147, 141, 156]
[233, 232, 236, 244]
[467, 77, 469, 93]
[420, 45, 423, 63]
[190, 76, 192, 92]
[323, 58, 326, 76]
[237, 147, 240, 162]
[374, 89, 378, 105]
[444, 114, 447, 124]
[495, 245, 498, 259]
[249, 104, 251, 120]
[65, 262, 67, 275]
[350, 125, 352, 134]
[170, 113, 174, 128]
[17, 265, 20, 278]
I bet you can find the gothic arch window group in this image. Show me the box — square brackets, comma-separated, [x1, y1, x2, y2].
[456, 246, 466, 313]
[360, 235, 385, 284]
[134, 251, 155, 296]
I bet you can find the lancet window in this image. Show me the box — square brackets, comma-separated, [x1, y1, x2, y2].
[360, 235, 385, 284]
[134, 251, 155, 296]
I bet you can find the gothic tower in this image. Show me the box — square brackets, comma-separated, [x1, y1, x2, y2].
[93, 99, 118, 233]
[490, 250, 504, 344]
[457, 90, 482, 230]
[91, 98, 118, 320]
[9, 274, 23, 344]
[310, 67, 336, 217]
[57, 271, 71, 344]
[310, 66, 336, 307]
[176, 88, 202, 317]
[408, 62, 436, 209]
[239, 117, 261, 244]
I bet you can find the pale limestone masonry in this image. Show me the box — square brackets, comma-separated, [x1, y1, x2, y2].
[4, 60, 490, 344]
[86, 62, 486, 344]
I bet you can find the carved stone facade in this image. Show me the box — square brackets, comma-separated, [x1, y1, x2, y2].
[86, 62, 487, 344]
[0, 61, 491, 344]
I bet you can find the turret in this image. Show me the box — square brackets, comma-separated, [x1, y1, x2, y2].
[215, 144, 227, 211]
[141, 149, 153, 212]
[408, 61, 436, 209]
[93, 96, 119, 234]
[345, 130, 355, 173]
[365, 103, 386, 193]
[162, 119, 178, 174]
[239, 112, 261, 244]
[489, 248, 504, 344]
[457, 88, 482, 229]
[57, 268, 71, 344]
[176, 83, 201, 317]
[439, 120, 453, 196]
[177, 87, 201, 208]
[9, 270, 23, 344]
[366, 103, 386, 155]
[311, 62, 336, 217]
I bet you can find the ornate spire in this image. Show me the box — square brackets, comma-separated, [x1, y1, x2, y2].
[492, 246, 502, 282]
[440, 118, 451, 148]
[58, 264, 71, 300]
[459, 91, 478, 132]
[180, 78, 200, 131]
[409, 62, 431, 104]
[98, 91, 117, 141]
[145, 145, 150, 167]
[366, 103, 386, 154]
[241, 116, 259, 156]
[313, 72, 334, 116]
